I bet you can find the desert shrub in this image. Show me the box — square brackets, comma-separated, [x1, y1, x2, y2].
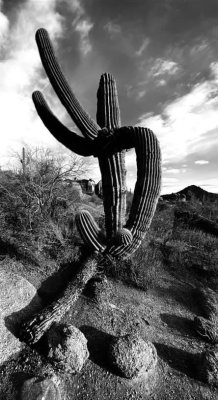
[163, 227, 218, 279]
[148, 205, 174, 241]
[173, 227, 218, 251]
[104, 239, 163, 291]
[201, 203, 218, 222]
[88, 193, 103, 206]
[0, 148, 90, 262]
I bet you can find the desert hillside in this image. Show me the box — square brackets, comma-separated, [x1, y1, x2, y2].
[0, 168, 218, 399]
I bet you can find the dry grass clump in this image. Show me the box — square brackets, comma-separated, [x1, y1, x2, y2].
[173, 224, 218, 249]
[196, 287, 218, 319]
[194, 287, 218, 344]
[104, 240, 163, 291]
[198, 346, 218, 386]
[194, 316, 218, 344]
[148, 205, 174, 240]
[164, 227, 218, 277]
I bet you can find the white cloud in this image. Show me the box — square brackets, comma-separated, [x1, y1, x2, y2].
[133, 57, 180, 99]
[138, 68, 218, 164]
[74, 19, 94, 55]
[104, 21, 121, 36]
[200, 179, 218, 193]
[64, 0, 94, 55]
[0, 8, 9, 49]
[0, 0, 65, 167]
[165, 169, 180, 174]
[195, 160, 209, 165]
[150, 58, 179, 77]
[64, 0, 84, 23]
[135, 37, 150, 56]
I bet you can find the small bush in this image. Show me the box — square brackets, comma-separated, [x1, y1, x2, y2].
[104, 240, 163, 291]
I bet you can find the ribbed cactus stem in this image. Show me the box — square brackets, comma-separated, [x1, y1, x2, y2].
[97, 73, 127, 239]
[96, 73, 121, 128]
[75, 210, 106, 253]
[35, 28, 99, 140]
[20, 255, 98, 345]
[32, 91, 94, 156]
[98, 126, 161, 259]
[20, 28, 162, 346]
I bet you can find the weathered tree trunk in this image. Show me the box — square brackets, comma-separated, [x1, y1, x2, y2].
[19, 255, 98, 345]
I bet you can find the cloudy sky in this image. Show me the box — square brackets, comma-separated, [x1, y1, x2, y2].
[0, 0, 218, 194]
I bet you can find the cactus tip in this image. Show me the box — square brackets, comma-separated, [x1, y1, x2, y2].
[35, 28, 48, 41]
[113, 228, 133, 246]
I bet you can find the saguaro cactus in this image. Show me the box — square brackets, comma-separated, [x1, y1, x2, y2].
[20, 28, 161, 344]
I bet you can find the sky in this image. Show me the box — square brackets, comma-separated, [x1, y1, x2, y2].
[0, 0, 218, 194]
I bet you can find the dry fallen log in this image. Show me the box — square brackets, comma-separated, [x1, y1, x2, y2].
[19, 255, 98, 345]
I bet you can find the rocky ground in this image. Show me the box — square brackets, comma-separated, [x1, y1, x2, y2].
[0, 258, 218, 400]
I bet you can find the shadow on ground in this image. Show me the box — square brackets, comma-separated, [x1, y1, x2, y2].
[154, 342, 200, 380]
[155, 283, 199, 314]
[160, 313, 196, 338]
[80, 325, 116, 374]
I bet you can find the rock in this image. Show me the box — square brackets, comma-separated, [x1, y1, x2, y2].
[108, 332, 157, 379]
[194, 316, 218, 344]
[198, 346, 218, 386]
[84, 275, 112, 304]
[20, 376, 61, 400]
[0, 268, 42, 365]
[47, 324, 89, 373]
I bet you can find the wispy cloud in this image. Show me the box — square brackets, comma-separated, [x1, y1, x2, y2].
[150, 58, 179, 77]
[104, 21, 121, 37]
[135, 38, 150, 56]
[64, 0, 94, 55]
[195, 160, 209, 165]
[0, 0, 65, 166]
[138, 62, 218, 165]
[74, 19, 93, 55]
[0, 2, 9, 48]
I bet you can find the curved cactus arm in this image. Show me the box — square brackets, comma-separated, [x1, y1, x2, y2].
[35, 28, 99, 140]
[75, 210, 106, 252]
[32, 91, 94, 156]
[96, 73, 127, 239]
[96, 126, 161, 259]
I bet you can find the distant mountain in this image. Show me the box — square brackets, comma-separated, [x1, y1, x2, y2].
[162, 185, 218, 202]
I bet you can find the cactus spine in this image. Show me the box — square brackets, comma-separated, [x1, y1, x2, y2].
[19, 28, 161, 344]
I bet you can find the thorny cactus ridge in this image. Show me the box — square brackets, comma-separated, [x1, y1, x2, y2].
[19, 28, 162, 345]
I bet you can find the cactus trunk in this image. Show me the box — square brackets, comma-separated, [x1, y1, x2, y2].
[97, 73, 127, 238]
[20, 255, 98, 345]
[20, 28, 162, 345]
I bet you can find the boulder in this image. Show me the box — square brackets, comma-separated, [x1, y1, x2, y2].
[20, 376, 61, 400]
[47, 324, 89, 373]
[108, 332, 157, 379]
[0, 267, 42, 365]
[84, 275, 112, 304]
